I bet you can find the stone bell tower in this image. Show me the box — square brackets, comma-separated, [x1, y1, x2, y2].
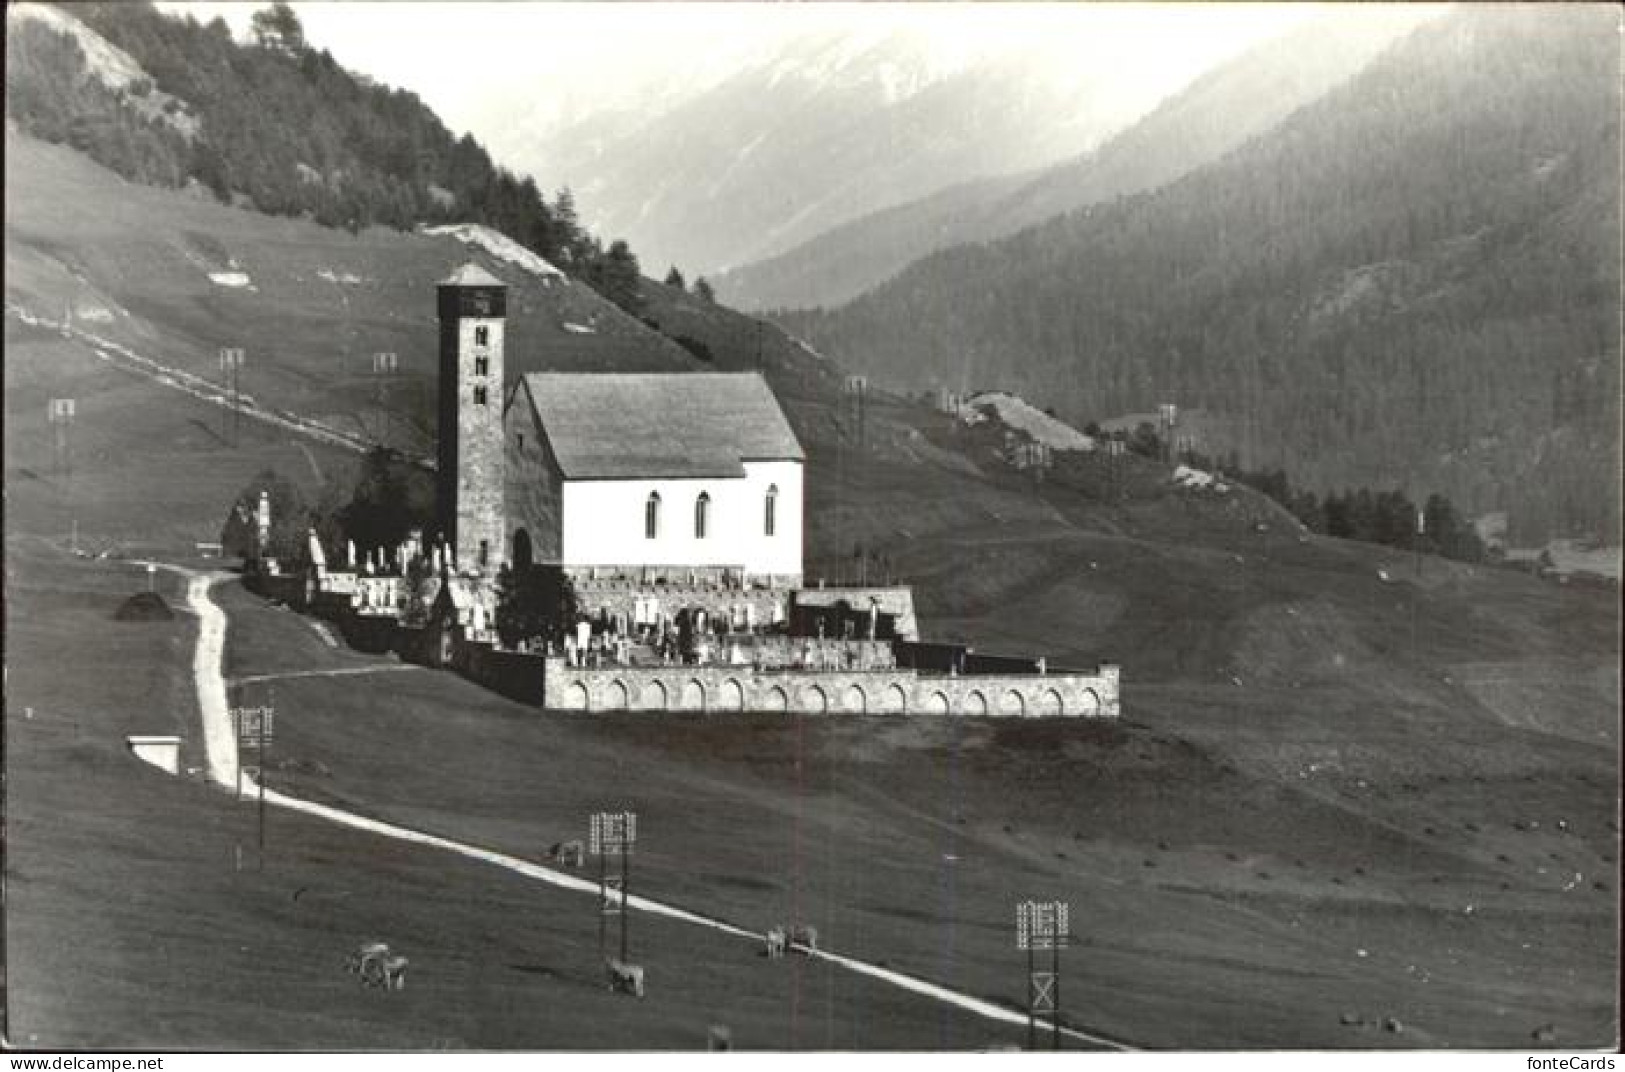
[436, 263, 507, 575]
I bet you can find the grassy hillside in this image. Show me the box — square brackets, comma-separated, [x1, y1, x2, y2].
[5, 541, 1004, 1049]
[5, 133, 1618, 1049]
[5, 130, 694, 460]
[785, 5, 1622, 546]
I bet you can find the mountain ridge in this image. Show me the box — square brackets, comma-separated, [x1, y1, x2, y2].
[719, 6, 1436, 312]
[514, 23, 1188, 276]
[780, 5, 1622, 544]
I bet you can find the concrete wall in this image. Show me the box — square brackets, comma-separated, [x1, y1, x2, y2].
[541, 658, 1119, 718]
[465, 643, 548, 704]
[793, 586, 919, 642]
[557, 459, 803, 579]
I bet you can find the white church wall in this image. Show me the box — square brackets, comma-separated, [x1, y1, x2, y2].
[558, 460, 802, 579]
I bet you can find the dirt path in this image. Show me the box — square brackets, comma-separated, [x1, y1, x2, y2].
[164, 564, 1133, 1051]
[230, 665, 424, 687]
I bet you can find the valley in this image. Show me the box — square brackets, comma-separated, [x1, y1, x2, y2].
[4, 2, 1619, 1053]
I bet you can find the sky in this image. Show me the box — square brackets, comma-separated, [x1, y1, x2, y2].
[155, 2, 1327, 146]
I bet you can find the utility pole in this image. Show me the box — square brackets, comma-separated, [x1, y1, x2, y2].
[844, 374, 868, 450]
[49, 399, 76, 547]
[220, 348, 246, 446]
[259, 685, 272, 869]
[1415, 505, 1425, 579]
[1016, 899, 1070, 1051]
[1106, 438, 1125, 502]
[372, 351, 398, 447]
[590, 810, 637, 963]
[1158, 402, 1178, 467]
[232, 692, 275, 869]
[48, 397, 75, 480]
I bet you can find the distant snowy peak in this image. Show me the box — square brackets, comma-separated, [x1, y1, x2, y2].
[421, 224, 565, 282]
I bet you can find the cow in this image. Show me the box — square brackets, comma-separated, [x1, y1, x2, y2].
[379, 955, 409, 991]
[345, 941, 391, 978]
[763, 926, 788, 958]
[789, 924, 818, 952]
[548, 839, 586, 869]
[606, 957, 645, 997]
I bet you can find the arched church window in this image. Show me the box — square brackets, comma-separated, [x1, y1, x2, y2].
[695, 492, 711, 540]
[645, 492, 661, 540]
[475, 325, 489, 346]
[474, 386, 487, 405]
[765, 484, 778, 537]
[475, 356, 489, 376]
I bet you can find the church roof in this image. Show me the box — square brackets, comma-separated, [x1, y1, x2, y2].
[440, 263, 505, 288]
[519, 372, 804, 480]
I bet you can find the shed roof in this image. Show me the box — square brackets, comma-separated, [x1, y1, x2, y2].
[518, 372, 803, 480]
[440, 263, 505, 288]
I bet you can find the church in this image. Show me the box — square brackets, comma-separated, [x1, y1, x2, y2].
[435, 264, 804, 592]
[277, 263, 1117, 718]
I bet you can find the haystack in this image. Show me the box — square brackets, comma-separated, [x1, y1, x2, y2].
[113, 591, 175, 621]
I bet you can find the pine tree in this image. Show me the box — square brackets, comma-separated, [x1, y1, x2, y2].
[587, 239, 643, 314]
[664, 266, 686, 290]
[250, 2, 305, 54]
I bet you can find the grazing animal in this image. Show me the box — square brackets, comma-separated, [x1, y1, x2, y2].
[763, 926, 787, 958]
[549, 840, 586, 868]
[381, 955, 409, 991]
[359, 950, 409, 991]
[606, 957, 645, 997]
[789, 924, 818, 952]
[345, 941, 391, 977]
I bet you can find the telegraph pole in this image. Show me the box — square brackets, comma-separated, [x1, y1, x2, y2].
[590, 810, 637, 962]
[1106, 438, 1125, 502]
[232, 691, 275, 869]
[1158, 402, 1178, 467]
[49, 398, 77, 549]
[1016, 899, 1070, 1051]
[259, 684, 272, 868]
[220, 348, 246, 446]
[48, 398, 75, 481]
[844, 374, 868, 449]
[1415, 506, 1425, 579]
[372, 351, 398, 447]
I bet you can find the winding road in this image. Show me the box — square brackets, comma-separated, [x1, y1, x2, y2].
[157, 561, 1133, 1051]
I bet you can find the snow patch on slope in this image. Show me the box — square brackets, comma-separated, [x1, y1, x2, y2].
[421, 224, 565, 281]
[967, 391, 1094, 452]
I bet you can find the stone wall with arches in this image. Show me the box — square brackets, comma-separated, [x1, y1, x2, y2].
[537, 658, 1118, 719]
